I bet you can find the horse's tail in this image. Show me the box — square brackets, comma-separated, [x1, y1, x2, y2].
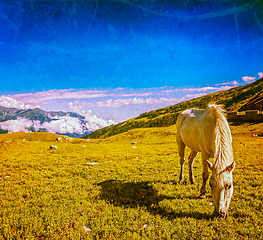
[207, 104, 233, 171]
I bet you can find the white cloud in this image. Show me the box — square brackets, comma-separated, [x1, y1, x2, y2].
[41, 116, 85, 134]
[184, 93, 207, 99]
[242, 76, 256, 82]
[113, 92, 153, 97]
[82, 97, 182, 108]
[0, 116, 87, 134]
[84, 113, 116, 131]
[0, 118, 33, 132]
[67, 102, 87, 116]
[258, 72, 263, 79]
[159, 85, 234, 94]
[10, 89, 156, 110]
[69, 88, 233, 110]
[9, 89, 109, 107]
[215, 80, 239, 86]
[0, 114, 111, 134]
[68, 102, 117, 131]
[0, 96, 35, 109]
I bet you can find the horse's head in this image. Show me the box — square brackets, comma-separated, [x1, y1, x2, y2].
[207, 161, 235, 218]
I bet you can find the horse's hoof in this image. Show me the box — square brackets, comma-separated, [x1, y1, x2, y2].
[190, 180, 196, 185]
[199, 195, 206, 199]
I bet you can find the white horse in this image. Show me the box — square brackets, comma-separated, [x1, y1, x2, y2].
[176, 104, 235, 218]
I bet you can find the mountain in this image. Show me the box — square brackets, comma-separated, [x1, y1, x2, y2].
[85, 77, 263, 139]
[0, 106, 85, 123]
[0, 107, 91, 137]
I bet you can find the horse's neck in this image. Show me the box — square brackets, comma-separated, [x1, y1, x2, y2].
[213, 115, 233, 173]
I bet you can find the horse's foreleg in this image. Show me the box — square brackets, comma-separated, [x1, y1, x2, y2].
[200, 151, 210, 198]
[177, 135, 185, 183]
[179, 156, 185, 182]
[188, 151, 198, 184]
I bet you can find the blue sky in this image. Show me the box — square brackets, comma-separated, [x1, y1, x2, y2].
[0, 0, 263, 130]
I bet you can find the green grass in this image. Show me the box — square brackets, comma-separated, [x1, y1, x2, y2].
[0, 125, 263, 239]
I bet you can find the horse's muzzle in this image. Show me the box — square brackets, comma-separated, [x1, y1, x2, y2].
[214, 210, 228, 219]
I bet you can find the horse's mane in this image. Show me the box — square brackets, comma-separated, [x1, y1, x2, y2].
[207, 104, 233, 174]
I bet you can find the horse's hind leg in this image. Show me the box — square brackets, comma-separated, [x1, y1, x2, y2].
[177, 134, 186, 182]
[188, 151, 198, 184]
[200, 150, 210, 199]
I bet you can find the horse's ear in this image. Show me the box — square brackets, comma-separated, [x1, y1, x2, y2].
[207, 160, 213, 171]
[226, 161, 235, 173]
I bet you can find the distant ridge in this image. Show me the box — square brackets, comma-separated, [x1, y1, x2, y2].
[0, 106, 84, 123]
[85, 77, 263, 139]
[0, 107, 91, 137]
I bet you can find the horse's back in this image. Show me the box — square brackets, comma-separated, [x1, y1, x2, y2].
[177, 107, 217, 155]
[176, 108, 206, 152]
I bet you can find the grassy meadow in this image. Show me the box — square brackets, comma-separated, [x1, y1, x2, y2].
[0, 123, 263, 239]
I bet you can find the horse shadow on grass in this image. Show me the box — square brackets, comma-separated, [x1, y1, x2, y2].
[97, 180, 212, 220]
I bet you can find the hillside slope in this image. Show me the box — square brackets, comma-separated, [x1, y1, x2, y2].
[85, 77, 263, 139]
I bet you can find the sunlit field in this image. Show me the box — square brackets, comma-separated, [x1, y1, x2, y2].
[0, 123, 263, 239]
